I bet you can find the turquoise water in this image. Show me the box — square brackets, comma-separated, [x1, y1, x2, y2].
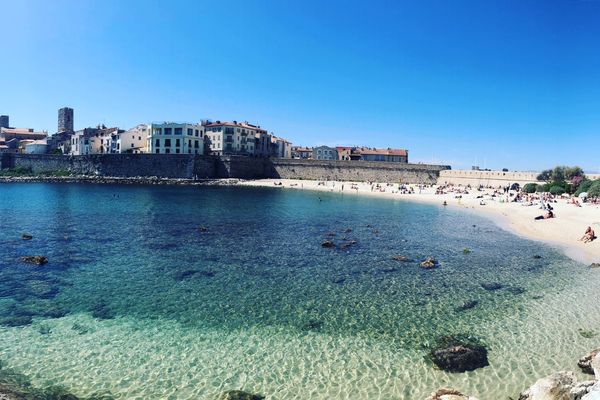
[0, 183, 598, 399]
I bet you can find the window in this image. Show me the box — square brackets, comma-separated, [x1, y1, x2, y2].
[195, 129, 199, 137]
[165, 139, 171, 146]
[138, 136, 141, 140]
[176, 149, 180, 153]
[165, 149, 170, 154]
[188, 140, 191, 147]
[174, 128, 182, 135]
[194, 141, 199, 148]
[175, 139, 180, 147]
[131, 143, 134, 148]
[155, 149, 160, 154]
[164, 128, 172, 135]
[153, 128, 162, 135]
[155, 139, 160, 147]
[187, 128, 193, 136]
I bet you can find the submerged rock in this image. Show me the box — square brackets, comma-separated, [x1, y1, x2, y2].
[220, 390, 265, 400]
[420, 257, 438, 269]
[392, 255, 412, 262]
[321, 240, 335, 248]
[198, 226, 208, 232]
[481, 282, 503, 291]
[21, 233, 33, 240]
[533, 255, 542, 259]
[455, 300, 478, 312]
[428, 336, 489, 372]
[20, 256, 48, 266]
[425, 388, 479, 400]
[518, 371, 576, 400]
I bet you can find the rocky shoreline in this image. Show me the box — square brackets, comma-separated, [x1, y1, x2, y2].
[0, 175, 242, 186]
[427, 348, 600, 400]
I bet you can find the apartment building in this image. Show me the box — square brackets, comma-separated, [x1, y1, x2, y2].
[148, 122, 204, 155]
[204, 121, 257, 156]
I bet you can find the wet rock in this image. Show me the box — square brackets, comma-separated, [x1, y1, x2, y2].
[571, 380, 597, 400]
[20, 256, 48, 266]
[420, 257, 438, 269]
[198, 226, 208, 232]
[425, 388, 479, 400]
[428, 336, 489, 372]
[392, 255, 412, 262]
[518, 371, 576, 400]
[455, 300, 478, 312]
[21, 233, 33, 241]
[220, 390, 265, 400]
[321, 240, 335, 248]
[340, 240, 357, 249]
[593, 352, 600, 379]
[462, 248, 471, 254]
[481, 282, 503, 291]
[590, 263, 600, 269]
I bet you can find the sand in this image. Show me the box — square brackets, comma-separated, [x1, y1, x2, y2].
[239, 179, 600, 265]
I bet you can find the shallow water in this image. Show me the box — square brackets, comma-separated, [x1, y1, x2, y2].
[0, 183, 598, 399]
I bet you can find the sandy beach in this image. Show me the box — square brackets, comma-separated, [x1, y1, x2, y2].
[240, 178, 600, 265]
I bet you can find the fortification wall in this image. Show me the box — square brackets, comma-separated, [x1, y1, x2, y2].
[438, 170, 539, 187]
[2, 154, 450, 183]
[266, 159, 450, 184]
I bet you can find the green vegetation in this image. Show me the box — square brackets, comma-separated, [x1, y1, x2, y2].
[535, 165, 587, 194]
[522, 183, 537, 193]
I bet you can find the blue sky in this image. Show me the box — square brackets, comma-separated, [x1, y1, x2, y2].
[1, 0, 599, 171]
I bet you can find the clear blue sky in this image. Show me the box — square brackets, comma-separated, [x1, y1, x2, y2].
[1, 0, 599, 171]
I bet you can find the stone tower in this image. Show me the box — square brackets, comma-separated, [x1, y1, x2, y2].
[58, 107, 74, 133]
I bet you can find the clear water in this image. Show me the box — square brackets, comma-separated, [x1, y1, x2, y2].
[0, 183, 598, 399]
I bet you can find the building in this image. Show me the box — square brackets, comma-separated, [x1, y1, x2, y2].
[254, 127, 271, 158]
[58, 107, 74, 133]
[23, 139, 48, 154]
[70, 125, 125, 155]
[292, 146, 313, 159]
[0, 127, 48, 153]
[354, 147, 408, 163]
[119, 124, 149, 153]
[312, 145, 338, 160]
[270, 136, 292, 158]
[204, 121, 257, 156]
[0, 115, 9, 129]
[148, 122, 204, 155]
[336, 146, 353, 160]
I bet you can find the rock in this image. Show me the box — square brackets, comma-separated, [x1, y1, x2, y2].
[425, 388, 479, 400]
[592, 352, 600, 379]
[198, 226, 208, 232]
[518, 371, 576, 400]
[420, 257, 438, 269]
[578, 348, 600, 375]
[582, 382, 600, 400]
[325, 232, 337, 237]
[344, 228, 352, 233]
[481, 282, 503, 291]
[428, 337, 489, 372]
[590, 263, 600, 269]
[462, 248, 471, 254]
[321, 240, 335, 248]
[571, 381, 597, 400]
[392, 255, 412, 262]
[21, 233, 33, 240]
[20, 256, 48, 266]
[219, 390, 265, 400]
[455, 300, 478, 312]
[533, 255, 542, 259]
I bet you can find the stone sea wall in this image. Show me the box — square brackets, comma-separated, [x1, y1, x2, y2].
[438, 170, 540, 187]
[1, 154, 449, 183]
[267, 159, 450, 184]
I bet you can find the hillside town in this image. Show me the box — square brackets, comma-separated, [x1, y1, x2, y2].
[0, 108, 409, 163]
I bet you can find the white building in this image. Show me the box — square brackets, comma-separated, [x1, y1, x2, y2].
[24, 139, 48, 154]
[148, 122, 204, 155]
[269, 136, 292, 158]
[70, 126, 123, 155]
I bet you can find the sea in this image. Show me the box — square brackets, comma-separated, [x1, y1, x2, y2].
[0, 183, 598, 399]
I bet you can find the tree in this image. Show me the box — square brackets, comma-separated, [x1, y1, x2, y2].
[523, 183, 537, 193]
[537, 169, 552, 182]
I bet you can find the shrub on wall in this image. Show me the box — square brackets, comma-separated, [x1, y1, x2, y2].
[522, 183, 537, 193]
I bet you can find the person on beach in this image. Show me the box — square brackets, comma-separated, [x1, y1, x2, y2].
[580, 226, 596, 243]
[534, 210, 554, 220]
